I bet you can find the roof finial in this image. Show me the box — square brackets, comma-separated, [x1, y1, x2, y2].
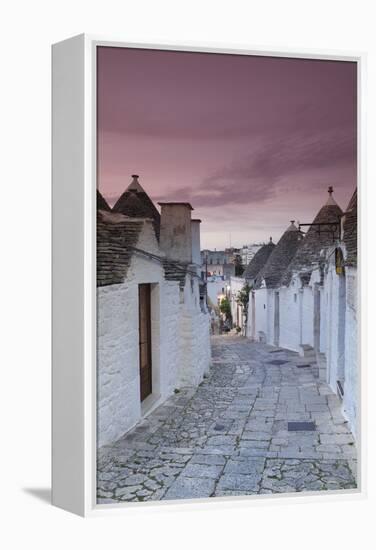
[127, 174, 143, 193]
[290, 220, 295, 225]
[328, 185, 333, 196]
[269, 236, 273, 243]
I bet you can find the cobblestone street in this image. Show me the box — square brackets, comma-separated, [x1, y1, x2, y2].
[97, 336, 357, 503]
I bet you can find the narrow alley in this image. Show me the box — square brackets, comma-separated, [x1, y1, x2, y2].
[97, 335, 357, 503]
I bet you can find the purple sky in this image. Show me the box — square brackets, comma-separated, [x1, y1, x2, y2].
[97, 47, 357, 249]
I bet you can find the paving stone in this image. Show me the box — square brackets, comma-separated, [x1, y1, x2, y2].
[163, 477, 216, 500]
[206, 435, 237, 446]
[217, 473, 261, 492]
[115, 485, 142, 498]
[180, 463, 223, 479]
[224, 458, 265, 475]
[189, 454, 227, 466]
[242, 431, 272, 441]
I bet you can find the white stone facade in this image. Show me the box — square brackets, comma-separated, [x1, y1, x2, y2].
[278, 283, 300, 352]
[324, 250, 358, 436]
[246, 244, 357, 439]
[97, 220, 211, 448]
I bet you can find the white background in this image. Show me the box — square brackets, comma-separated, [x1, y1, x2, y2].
[1, 0, 375, 548]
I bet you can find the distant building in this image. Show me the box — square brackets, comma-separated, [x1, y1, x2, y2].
[241, 243, 264, 266]
[229, 276, 247, 333]
[206, 275, 228, 308]
[200, 249, 236, 280]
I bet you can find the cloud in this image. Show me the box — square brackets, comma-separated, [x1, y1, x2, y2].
[154, 128, 356, 208]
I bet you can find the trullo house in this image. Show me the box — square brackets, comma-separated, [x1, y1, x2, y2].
[96, 176, 211, 447]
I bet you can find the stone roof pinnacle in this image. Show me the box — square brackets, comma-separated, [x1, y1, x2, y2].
[325, 185, 339, 207]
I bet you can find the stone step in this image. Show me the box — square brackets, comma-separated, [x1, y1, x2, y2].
[316, 352, 327, 382]
[298, 344, 316, 358]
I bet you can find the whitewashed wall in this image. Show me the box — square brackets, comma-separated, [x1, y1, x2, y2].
[343, 266, 357, 436]
[159, 281, 181, 398]
[320, 284, 328, 354]
[324, 249, 357, 437]
[230, 276, 245, 328]
[246, 290, 254, 339]
[97, 223, 211, 447]
[177, 276, 211, 386]
[97, 248, 168, 447]
[279, 283, 300, 352]
[249, 246, 357, 441]
[254, 286, 269, 342]
[326, 264, 340, 390]
[266, 289, 276, 346]
[301, 285, 314, 348]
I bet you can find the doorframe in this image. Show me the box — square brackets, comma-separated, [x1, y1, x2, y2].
[140, 282, 162, 416]
[138, 283, 153, 402]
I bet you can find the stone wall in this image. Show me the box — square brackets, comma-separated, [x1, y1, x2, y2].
[97, 223, 211, 448]
[254, 286, 268, 342]
[343, 266, 358, 436]
[320, 284, 328, 354]
[301, 285, 314, 348]
[323, 249, 357, 437]
[279, 284, 300, 352]
[246, 244, 357, 441]
[97, 281, 140, 448]
[177, 277, 211, 386]
[326, 263, 341, 390]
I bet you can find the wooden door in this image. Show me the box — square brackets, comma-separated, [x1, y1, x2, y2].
[138, 284, 152, 401]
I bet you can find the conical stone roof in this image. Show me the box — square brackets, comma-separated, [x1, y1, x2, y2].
[97, 189, 111, 211]
[342, 188, 357, 267]
[254, 222, 303, 289]
[282, 188, 343, 286]
[244, 238, 275, 282]
[113, 175, 161, 239]
[113, 191, 152, 219]
[96, 212, 144, 287]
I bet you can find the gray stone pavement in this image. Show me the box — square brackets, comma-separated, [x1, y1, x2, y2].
[97, 336, 357, 503]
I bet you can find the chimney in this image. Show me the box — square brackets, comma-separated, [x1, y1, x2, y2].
[191, 219, 201, 268]
[158, 202, 193, 263]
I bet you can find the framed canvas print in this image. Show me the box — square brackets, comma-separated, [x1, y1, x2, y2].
[52, 34, 363, 516]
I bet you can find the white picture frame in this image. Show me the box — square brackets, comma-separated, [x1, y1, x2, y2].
[52, 34, 365, 517]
